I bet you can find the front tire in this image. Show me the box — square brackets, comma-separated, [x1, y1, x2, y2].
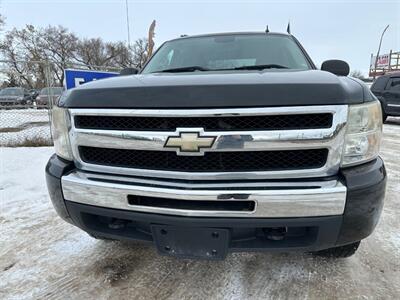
[312, 241, 360, 258]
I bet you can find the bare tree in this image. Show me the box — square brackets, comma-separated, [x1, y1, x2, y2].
[131, 38, 149, 68]
[75, 38, 130, 69]
[350, 70, 365, 80]
[1, 25, 80, 87]
[107, 41, 135, 68]
[74, 38, 110, 67]
[0, 23, 150, 88]
[41, 25, 78, 85]
[74, 38, 149, 69]
[0, 26, 46, 88]
[0, 14, 5, 31]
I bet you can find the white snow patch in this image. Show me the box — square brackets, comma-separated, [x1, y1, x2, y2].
[50, 231, 96, 256]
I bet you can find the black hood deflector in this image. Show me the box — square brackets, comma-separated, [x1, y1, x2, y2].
[61, 70, 371, 108]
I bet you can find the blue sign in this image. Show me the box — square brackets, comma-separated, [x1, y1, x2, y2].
[64, 69, 119, 90]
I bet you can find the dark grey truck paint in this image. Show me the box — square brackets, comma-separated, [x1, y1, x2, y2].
[47, 32, 386, 260]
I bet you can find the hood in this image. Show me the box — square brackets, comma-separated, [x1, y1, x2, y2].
[61, 70, 369, 108]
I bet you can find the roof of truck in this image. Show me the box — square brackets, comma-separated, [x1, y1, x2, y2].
[169, 31, 291, 42]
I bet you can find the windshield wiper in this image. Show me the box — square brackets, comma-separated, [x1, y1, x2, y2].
[154, 64, 288, 73]
[156, 66, 210, 73]
[230, 64, 289, 70]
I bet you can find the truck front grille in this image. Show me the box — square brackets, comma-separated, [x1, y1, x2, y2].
[74, 113, 333, 131]
[70, 106, 348, 180]
[79, 146, 328, 172]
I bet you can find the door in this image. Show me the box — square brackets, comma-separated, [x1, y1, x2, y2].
[384, 77, 400, 114]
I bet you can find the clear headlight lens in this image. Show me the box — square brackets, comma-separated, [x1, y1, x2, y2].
[51, 106, 73, 161]
[341, 101, 382, 167]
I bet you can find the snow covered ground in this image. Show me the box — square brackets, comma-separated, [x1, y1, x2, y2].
[0, 109, 49, 129]
[0, 109, 51, 146]
[0, 119, 399, 299]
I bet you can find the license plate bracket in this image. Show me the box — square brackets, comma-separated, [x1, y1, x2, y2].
[151, 225, 230, 260]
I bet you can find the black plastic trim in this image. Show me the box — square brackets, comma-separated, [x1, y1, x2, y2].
[45, 154, 75, 224]
[337, 157, 386, 245]
[65, 201, 342, 252]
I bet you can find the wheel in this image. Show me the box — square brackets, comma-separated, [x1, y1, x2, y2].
[311, 241, 360, 258]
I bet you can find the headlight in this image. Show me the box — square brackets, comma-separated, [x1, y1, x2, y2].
[341, 101, 382, 167]
[17, 96, 24, 101]
[51, 106, 73, 161]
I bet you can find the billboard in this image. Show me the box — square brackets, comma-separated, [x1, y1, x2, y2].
[370, 54, 390, 69]
[64, 69, 119, 90]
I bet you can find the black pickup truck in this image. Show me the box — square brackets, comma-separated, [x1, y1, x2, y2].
[371, 73, 400, 122]
[46, 32, 386, 260]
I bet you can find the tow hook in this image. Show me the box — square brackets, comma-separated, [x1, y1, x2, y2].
[264, 227, 288, 241]
[108, 219, 127, 230]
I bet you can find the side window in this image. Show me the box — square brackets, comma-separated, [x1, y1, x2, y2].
[371, 77, 387, 91]
[388, 78, 400, 91]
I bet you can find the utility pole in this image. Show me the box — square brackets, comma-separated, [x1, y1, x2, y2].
[374, 25, 389, 79]
[125, 0, 131, 48]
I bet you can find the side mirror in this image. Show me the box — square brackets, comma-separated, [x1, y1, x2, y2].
[120, 67, 139, 76]
[321, 60, 350, 76]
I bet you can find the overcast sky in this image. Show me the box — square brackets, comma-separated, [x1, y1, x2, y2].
[1, 0, 399, 76]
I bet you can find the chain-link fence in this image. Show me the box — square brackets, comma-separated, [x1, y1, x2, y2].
[0, 60, 53, 146]
[0, 60, 119, 147]
[0, 108, 52, 146]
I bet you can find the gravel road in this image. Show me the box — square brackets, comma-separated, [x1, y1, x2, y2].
[1, 119, 399, 299]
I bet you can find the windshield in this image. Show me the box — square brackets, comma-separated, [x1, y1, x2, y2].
[142, 34, 312, 74]
[0, 88, 24, 96]
[40, 87, 64, 95]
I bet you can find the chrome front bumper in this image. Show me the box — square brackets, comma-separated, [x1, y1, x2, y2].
[61, 171, 347, 218]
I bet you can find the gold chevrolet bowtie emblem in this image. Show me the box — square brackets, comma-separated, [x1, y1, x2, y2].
[165, 131, 216, 155]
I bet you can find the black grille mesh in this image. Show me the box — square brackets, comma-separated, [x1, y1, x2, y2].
[75, 114, 332, 131]
[79, 147, 328, 172]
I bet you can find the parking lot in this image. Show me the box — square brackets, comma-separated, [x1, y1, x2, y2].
[0, 119, 399, 299]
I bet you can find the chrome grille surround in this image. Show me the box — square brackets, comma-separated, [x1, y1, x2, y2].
[68, 105, 348, 180]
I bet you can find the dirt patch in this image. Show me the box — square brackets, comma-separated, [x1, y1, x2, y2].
[2, 263, 16, 272]
[3, 136, 53, 147]
[91, 255, 140, 286]
[0, 121, 49, 133]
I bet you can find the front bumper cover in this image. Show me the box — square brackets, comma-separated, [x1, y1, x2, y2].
[46, 154, 386, 254]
